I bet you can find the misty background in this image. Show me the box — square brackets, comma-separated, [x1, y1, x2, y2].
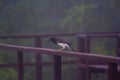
[0, 0, 120, 35]
[0, 0, 120, 80]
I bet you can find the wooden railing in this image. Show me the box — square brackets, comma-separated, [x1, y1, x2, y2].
[0, 43, 120, 80]
[0, 32, 120, 80]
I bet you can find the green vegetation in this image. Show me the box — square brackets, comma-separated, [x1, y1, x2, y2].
[0, 0, 119, 35]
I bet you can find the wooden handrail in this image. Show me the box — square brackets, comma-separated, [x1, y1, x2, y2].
[0, 32, 119, 38]
[0, 43, 120, 64]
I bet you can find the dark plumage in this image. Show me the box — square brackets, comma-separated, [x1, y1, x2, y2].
[48, 37, 75, 51]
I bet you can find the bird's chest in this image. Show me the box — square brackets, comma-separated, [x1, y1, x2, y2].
[57, 43, 69, 48]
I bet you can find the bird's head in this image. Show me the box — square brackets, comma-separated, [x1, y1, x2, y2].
[48, 37, 57, 43]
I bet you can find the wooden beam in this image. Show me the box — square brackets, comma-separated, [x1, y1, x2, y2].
[17, 51, 24, 80]
[0, 32, 119, 39]
[54, 56, 62, 80]
[0, 60, 77, 67]
[0, 43, 120, 64]
[117, 36, 120, 57]
[107, 63, 118, 80]
[77, 35, 90, 80]
[35, 37, 42, 80]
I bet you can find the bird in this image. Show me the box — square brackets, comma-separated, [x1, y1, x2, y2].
[48, 37, 75, 51]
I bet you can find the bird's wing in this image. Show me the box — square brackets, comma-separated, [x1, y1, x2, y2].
[56, 38, 72, 45]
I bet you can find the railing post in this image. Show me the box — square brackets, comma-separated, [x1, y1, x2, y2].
[107, 63, 117, 80]
[54, 56, 62, 80]
[77, 34, 90, 80]
[116, 35, 120, 57]
[35, 37, 42, 80]
[116, 35, 120, 80]
[17, 51, 24, 80]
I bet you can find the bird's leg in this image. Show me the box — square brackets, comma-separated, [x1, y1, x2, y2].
[57, 43, 66, 51]
[57, 47, 64, 51]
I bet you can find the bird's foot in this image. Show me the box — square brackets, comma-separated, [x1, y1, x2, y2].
[57, 48, 64, 52]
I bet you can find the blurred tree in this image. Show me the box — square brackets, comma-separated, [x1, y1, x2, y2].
[0, 68, 17, 80]
[60, 0, 120, 33]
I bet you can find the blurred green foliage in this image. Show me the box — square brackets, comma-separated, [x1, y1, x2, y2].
[0, 68, 17, 80]
[0, 0, 119, 35]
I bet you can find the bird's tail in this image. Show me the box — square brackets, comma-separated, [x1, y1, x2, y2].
[68, 45, 76, 52]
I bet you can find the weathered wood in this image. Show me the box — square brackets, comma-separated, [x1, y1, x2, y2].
[17, 51, 24, 80]
[107, 63, 118, 80]
[117, 36, 120, 57]
[77, 33, 119, 38]
[77, 35, 90, 52]
[54, 56, 62, 80]
[0, 33, 120, 80]
[0, 61, 77, 67]
[35, 37, 42, 80]
[0, 32, 119, 39]
[77, 35, 90, 80]
[0, 43, 120, 64]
